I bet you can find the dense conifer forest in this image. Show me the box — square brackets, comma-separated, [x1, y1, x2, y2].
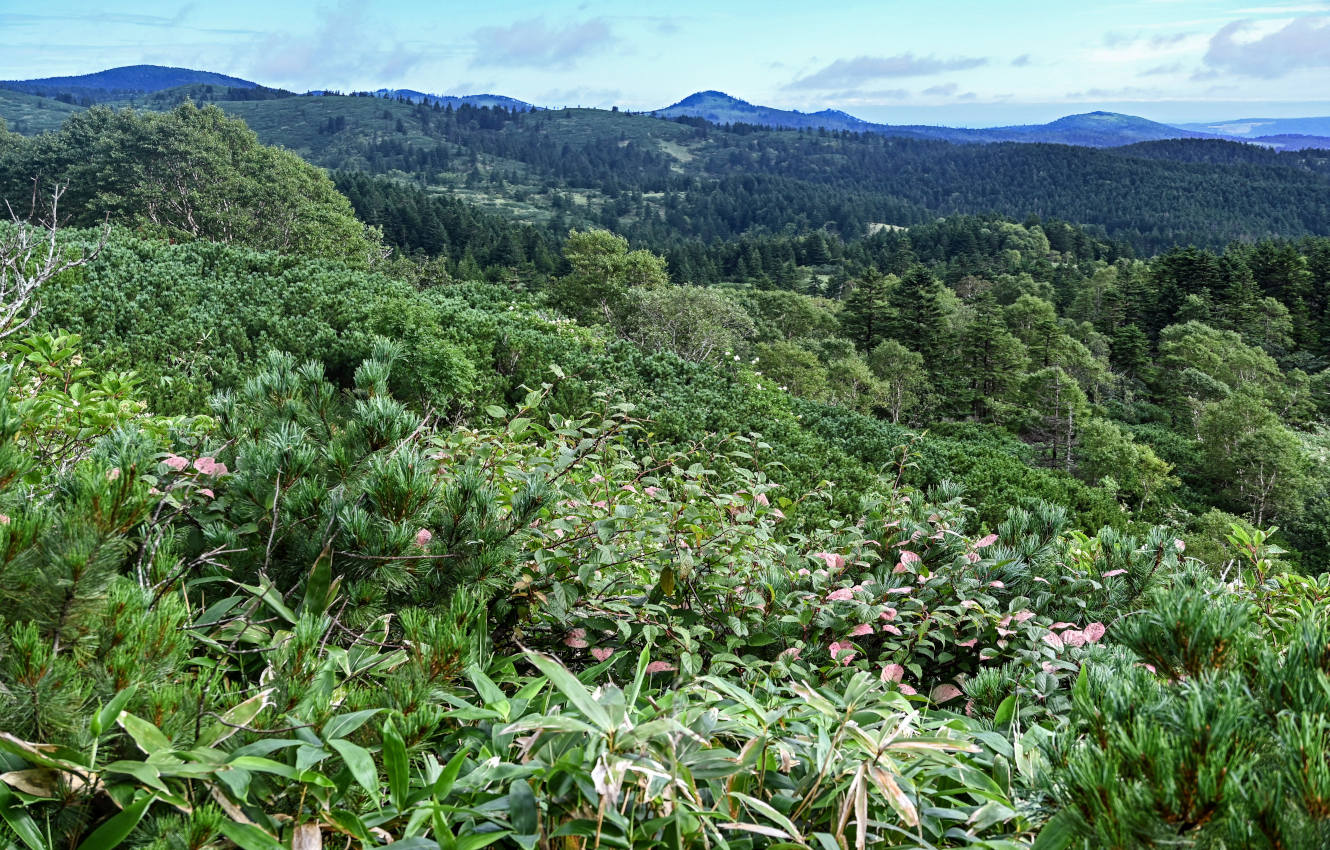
[2, 97, 1330, 850]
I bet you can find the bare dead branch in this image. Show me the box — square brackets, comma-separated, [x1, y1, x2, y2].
[1, 182, 110, 340]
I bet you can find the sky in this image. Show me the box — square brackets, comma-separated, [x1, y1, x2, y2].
[2, 0, 1329, 126]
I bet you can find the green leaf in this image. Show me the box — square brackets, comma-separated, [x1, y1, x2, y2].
[1072, 663, 1089, 705]
[92, 687, 137, 738]
[117, 712, 172, 756]
[382, 718, 409, 811]
[1031, 809, 1079, 850]
[456, 833, 511, 850]
[625, 647, 651, 710]
[323, 709, 381, 741]
[523, 652, 612, 733]
[75, 793, 154, 850]
[237, 580, 297, 625]
[300, 546, 333, 616]
[0, 782, 47, 850]
[328, 739, 378, 800]
[658, 565, 675, 596]
[217, 820, 284, 850]
[467, 667, 510, 719]
[485, 405, 506, 420]
[101, 760, 167, 792]
[993, 693, 1017, 727]
[432, 750, 467, 800]
[730, 792, 804, 843]
[197, 688, 274, 748]
[508, 779, 538, 835]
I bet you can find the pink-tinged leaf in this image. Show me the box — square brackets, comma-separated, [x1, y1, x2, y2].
[930, 684, 964, 703]
[900, 550, 921, 565]
[1102, 569, 1127, 577]
[645, 661, 675, 674]
[564, 627, 588, 649]
[957, 638, 978, 647]
[828, 641, 857, 665]
[880, 663, 905, 682]
[1084, 622, 1107, 642]
[974, 534, 999, 549]
[897, 684, 917, 695]
[815, 552, 845, 570]
[414, 528, 433, 547]
[826, 587, 855, 602]
[590, 648, 614, 662]
[849, 623, 875, 637]
[1042, 632, 1064, 650]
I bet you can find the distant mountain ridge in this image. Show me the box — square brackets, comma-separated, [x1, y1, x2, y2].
[1179, 117, 1330, 138]
[654, 91, 1330, 148]
[655, 91, 879, 132]
[0, 65, 257, 101]
[372, 89, 535, 111]
[3, 65, 1329, 151]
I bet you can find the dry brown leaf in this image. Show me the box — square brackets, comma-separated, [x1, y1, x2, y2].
[292, 822, 322, 850]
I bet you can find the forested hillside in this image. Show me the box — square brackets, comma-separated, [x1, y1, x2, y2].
[5, 91, 1330, 254]
[215, 93, 1330, 255]
[1, 100, 1330, 850]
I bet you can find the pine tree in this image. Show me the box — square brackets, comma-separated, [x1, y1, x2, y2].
[886, 265, 952, 363]
[838, 270, 891, 351]
[959, 294, 1029, 420]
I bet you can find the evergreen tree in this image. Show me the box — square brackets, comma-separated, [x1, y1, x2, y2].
[838, 270, 892, 351]
[885, 265, 952, 363]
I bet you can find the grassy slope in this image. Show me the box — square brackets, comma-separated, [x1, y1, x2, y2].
[0, 88, 84, 134]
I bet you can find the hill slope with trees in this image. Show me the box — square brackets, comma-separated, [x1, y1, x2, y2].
[0, 93, 1328, 850]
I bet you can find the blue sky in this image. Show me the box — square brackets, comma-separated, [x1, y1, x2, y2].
[2, 0, 1329, 125]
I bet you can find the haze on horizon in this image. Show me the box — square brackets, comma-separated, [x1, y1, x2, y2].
[2, 0, 1329, 126]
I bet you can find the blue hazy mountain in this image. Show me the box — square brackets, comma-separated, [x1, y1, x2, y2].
[1, 65, 257, 101]
[655, 92, 1226, 147]
[654, 91, 880, 131]
[371, 89, 535, 110]
[6, 68, 1328, 150]
[1178, 117, 1330, 138]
